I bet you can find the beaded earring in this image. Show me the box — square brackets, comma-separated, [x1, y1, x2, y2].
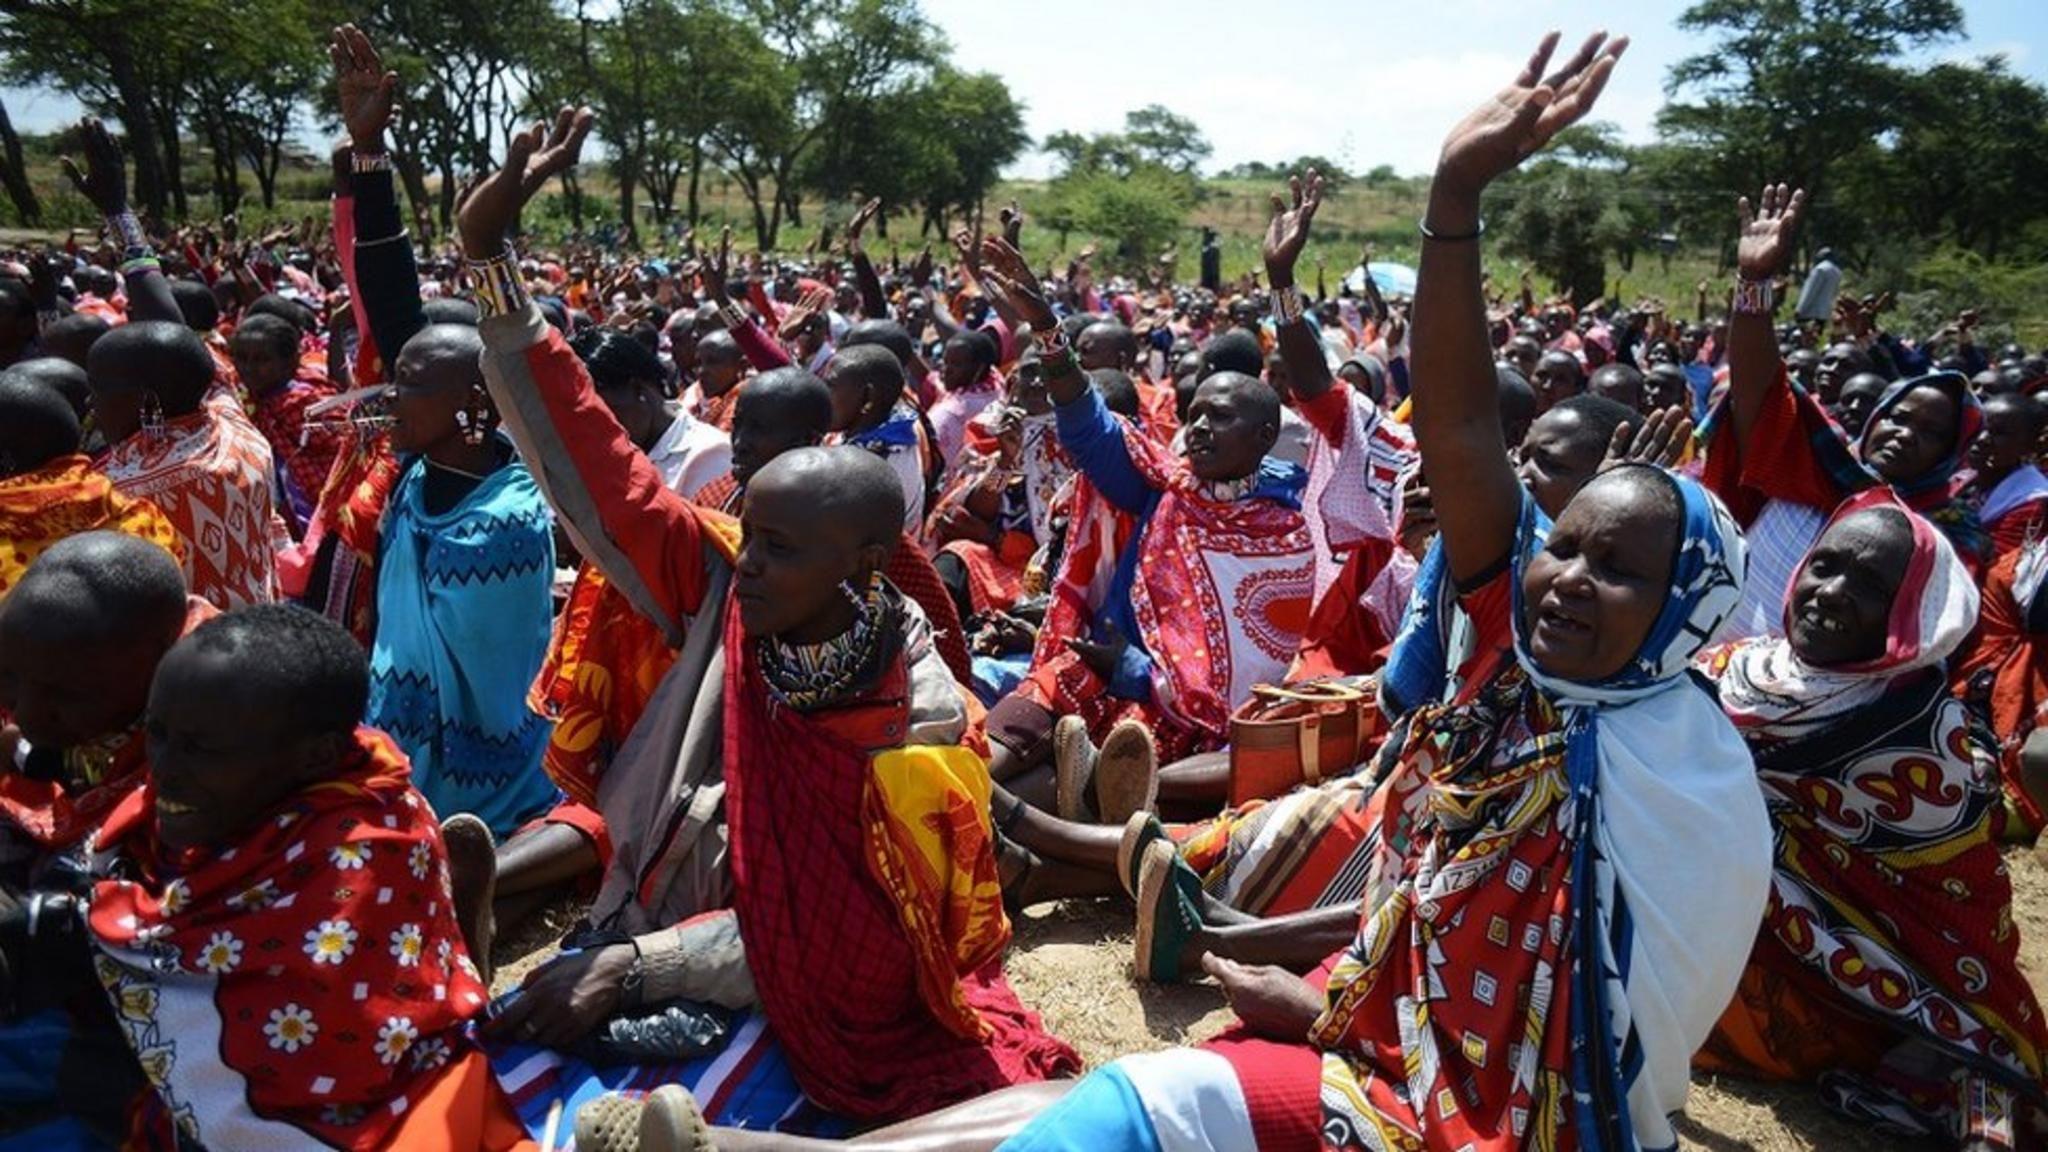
[139, 390, 167, 438]
[459, 387, 493, 446]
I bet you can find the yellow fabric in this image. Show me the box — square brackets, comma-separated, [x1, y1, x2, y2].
[0, 456, 187, 599]
[862, 744, 1011, 1041]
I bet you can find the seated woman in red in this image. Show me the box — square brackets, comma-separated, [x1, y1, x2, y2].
[2, 606, 528, 1150]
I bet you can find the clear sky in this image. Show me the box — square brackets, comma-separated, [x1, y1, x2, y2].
[4, 0, 2038, 178]
[919, 0, 2044, 177]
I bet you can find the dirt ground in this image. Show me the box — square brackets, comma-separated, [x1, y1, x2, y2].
[494, 844, 2048, 1149]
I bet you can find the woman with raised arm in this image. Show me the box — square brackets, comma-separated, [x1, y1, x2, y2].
[600, 33, 1775, 1152]
[1703, 183, 1988, 641]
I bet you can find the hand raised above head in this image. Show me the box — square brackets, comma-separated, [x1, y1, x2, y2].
[845, 197, 881, 251]
[60, 118, 127, 219]
[964, 233, 1055, 335]
[1434, 31, 1627, 201]
[1261, 170, 1324, 287]
[329, 24, 399, 154]
[1601, 406, 1694, 472]
[1735, 183, 1806, 281]
[1000, 199, 1024, 248]
[456, 105, 594, 261]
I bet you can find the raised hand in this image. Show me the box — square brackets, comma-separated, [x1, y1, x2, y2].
[1261, 170, 1325, 287]
[1735, 183, 1806, 281]
[959, 232, 1055, 334]
[329, 25, 398, 153]
[845, 197, 881, 254]
[778, 286, 833, 340]
[1434, 32, 1626, 202]
[60, 118, 127, 218]
[456, 104, 594, 260]
[700, 225, 735, 304]
[1000, 199, 1024, 248]
[1601, 406, 1694, 471]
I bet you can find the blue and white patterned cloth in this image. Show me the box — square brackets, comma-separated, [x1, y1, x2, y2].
[367, 453, 558, 838]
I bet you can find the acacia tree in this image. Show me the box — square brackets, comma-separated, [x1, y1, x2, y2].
[1041, 108, 1212, 271]
[1658, 0, 1964, 259]
[709, 0, 940, 248]
[0, 0, 177, 215]
[0, 96, 39, 224]
[800, 64, 1024, 238]
[357, 0, 563, 229]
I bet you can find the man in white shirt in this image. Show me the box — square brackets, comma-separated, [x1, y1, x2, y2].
[572, 326, 731, 500]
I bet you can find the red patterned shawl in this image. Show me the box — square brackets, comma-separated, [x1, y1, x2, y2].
[96, 386, 282, 609]
[1028, 424, 1314, 749]
[85, 728, 496, 1150]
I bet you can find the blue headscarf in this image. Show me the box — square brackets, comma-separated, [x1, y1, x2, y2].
[1516, 464, 1748, 706]
[1512, 465, 1759, 1151]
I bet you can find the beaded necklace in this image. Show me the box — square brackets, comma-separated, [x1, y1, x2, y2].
[1198, 471, 1260, 503]
[757, 573, 889, 710]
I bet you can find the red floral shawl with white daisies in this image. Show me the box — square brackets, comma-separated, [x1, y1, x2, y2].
[85, 727, 492, 1150]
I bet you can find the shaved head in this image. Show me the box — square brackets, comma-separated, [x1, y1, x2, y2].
[39, 312, 110, 368]
[751, 445, 905, 551]
[1, 531, 187, 648]
[0, 369, 84, 474]
[698, 329, 741, 362]
[88, 320, 216, 412]
[737, 367, 833, 437]
[0, 531, 188, 747]
[1202, 370, 1282, 429]
[7, 358, 91, 419]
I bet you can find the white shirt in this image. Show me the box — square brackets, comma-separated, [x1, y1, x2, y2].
[647, 410, 733, 501]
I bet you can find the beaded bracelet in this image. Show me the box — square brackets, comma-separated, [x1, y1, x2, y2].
[1272, 283, 1306, 327]
[1036, 326, 1079, 378]
[464, 247, 530, 319]
[110, 210, 148, 252]
[351, 151, 394, 175]
[1733, 279, 1774, 317]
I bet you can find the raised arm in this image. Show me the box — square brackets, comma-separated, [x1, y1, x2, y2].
[61, 120, 178, 325]
[844, 197, 891, 321]
[969, 231, 1154, 514]
[457, 105, 719, 638]
[1413, 31, 1625, 584]
[1724, 183, 1807, 471]
[699, 227, 792, 371]
[1263, 170, 1337, 405]
[331, 25, 428, 361]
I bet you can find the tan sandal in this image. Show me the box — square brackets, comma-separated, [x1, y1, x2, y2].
[571, 1092, 642, 1152]
[1093, 720, 1158, 827]
[439, 813, 498, 984]
[1052, 716, 1098, 822]
[640, 1084, 715, 1152]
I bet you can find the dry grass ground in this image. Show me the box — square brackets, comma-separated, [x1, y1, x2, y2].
[491, 842, 2048, 1149]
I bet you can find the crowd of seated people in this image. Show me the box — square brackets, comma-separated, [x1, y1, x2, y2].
[1, 20, 2046, 1152]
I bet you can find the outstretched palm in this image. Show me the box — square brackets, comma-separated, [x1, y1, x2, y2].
[60, 118, 126, 217]
[960, 233, 1054, 334]
[456, 105, 594, 260]
[1736, 183, 1806, 280]
[1436, 31, 1627, 196]
[329, 25, 398, 151]
[1262, 170, 1324, 284]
